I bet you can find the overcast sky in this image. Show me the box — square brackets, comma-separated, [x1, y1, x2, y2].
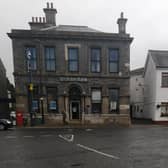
[1, 0, 168, 84]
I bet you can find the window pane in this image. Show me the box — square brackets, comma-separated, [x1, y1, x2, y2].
[69, 61, 78, 71]
[26, 47, 37, 70]
[162, 73, 168, 87]
[91, 62, 100, 72]
[92, 103, 101, 113]
[50, 61, 56, 71]
[91, 48, 100, 61]
[92, 90, 101, 101]
[109, 89, 119, 113]
[32, 100, 38, 110]
[91, 48, 101, 72]
[68, 48, 78, 60]
[49, 100, 57, 110]
[47, 87, 58, 113]
[109, 49, 119, 61]
[45, 47, 56, 71]
[109, 62, 118, 73]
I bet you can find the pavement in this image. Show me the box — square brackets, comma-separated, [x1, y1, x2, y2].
[0, 125, 168, 168]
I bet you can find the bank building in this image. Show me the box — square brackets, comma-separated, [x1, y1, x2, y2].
[8, 2, 133, 126]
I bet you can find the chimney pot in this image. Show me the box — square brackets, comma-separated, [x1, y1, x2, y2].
[39, 17, 42, 23]
[36, 17, 38, 22]
[47, 2, 49, 8]
[121, 12, 124, 18]
[43, 17, 46, 23]
[51, 2, 53, 8]
[32, 17, 35, 22]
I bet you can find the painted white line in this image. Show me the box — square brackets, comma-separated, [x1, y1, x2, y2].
[5, 136, 16, 139]
[40, 134, 53, 137]
[77, 144, 120, 160]
[58, 134, 74, 142]
[85, 129, 93, 131]
[23, 136, 34, 138]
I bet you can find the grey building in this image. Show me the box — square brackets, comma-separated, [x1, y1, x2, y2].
[8, 3, 133, 126]
[0, 58, 9, 118]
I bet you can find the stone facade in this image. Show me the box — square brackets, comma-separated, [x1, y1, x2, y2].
[8, 3, 133, 126]
[0, 58, 9, 118]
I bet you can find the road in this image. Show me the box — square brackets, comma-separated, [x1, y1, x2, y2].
[0, 125, 168, 168]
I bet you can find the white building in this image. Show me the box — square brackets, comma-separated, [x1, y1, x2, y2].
[130, 68, 144, 119]
[144, 50, 168, 123]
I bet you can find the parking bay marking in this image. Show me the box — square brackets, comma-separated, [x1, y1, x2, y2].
[5, 136, 16, 139]
[77, 144, 120, 160]
[23, 136, 34, 138]
[58, 134, 74, 142]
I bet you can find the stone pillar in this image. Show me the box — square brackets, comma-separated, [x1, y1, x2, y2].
[65, 96, 69, 121]
[102, 96, 109, 114]
[85, 96, 91, 114]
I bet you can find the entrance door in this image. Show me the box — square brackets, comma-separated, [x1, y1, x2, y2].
[70, 101, 80, 120]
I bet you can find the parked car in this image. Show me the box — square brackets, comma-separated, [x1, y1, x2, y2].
[0, 119, 12, 130]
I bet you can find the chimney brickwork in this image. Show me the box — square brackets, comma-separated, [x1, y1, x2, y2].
[29, 2, 57, 30]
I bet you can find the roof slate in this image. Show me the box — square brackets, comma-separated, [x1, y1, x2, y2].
[41, 25, 101, 33]
[149, 50, 168, 68]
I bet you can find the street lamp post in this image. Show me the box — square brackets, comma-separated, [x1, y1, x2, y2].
[40, 97, 45, 124]
[26, 49, 33, 126]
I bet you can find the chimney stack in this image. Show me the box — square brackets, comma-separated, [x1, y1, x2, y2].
[43, 2, 57, 26]
[117, 12, 127, 34]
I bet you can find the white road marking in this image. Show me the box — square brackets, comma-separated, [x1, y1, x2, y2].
[5, 136, 16, 139]
[77, 144, 120, 160]
[85, 129, 93, 131]
[23, 136, 34, 138]
[58, 134, 74, 142]
[40, 134, 53, 137]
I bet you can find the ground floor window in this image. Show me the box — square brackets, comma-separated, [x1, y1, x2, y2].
[27, 85, 40, 113]
[46, 87, 58, 113]
[160, 102, 168, 117]
[109, 88, 119, 113]
[91, 88, 101, 113]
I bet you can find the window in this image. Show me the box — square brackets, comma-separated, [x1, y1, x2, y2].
[109, 89, 119, 113]
[91, 48, 101, 72]
[162, 73, 168, 87]
[32, 86, 39, 113]
[91, 89, 101, 113]
[46, 87, 58, 113]
[161, 102, 168, 117]
[68, 48, 78, 72]
[25, 47, 37, 71]
[27, 85, 39, 113]
[109, 49, 119, 73]
[45, 47, 56, 71]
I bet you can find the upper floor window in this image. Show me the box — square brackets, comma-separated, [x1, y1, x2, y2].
[109, 49, 119, 73]
[68, 48, 78, 72]
[25, 47, 37, 71]
[91, 48, 101, 73]
[45, 47, 56, 71]
[162, 73, 168, 87]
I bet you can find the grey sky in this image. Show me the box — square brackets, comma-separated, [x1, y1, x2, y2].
[1, 0, 168, 84]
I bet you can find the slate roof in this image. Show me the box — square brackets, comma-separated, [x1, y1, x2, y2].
[149, 50, 168, 68]
[131, 67, 144, 76]
[41, 25, 101, 33]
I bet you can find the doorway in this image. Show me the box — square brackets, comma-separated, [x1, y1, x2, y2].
[70, 101, 80, 119]
[69, 85, 81, 120]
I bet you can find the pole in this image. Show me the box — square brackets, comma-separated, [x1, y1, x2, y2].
[38, 41, 45, 124]
[27, 49, 33, 126]
[40, 98, 45, 124]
